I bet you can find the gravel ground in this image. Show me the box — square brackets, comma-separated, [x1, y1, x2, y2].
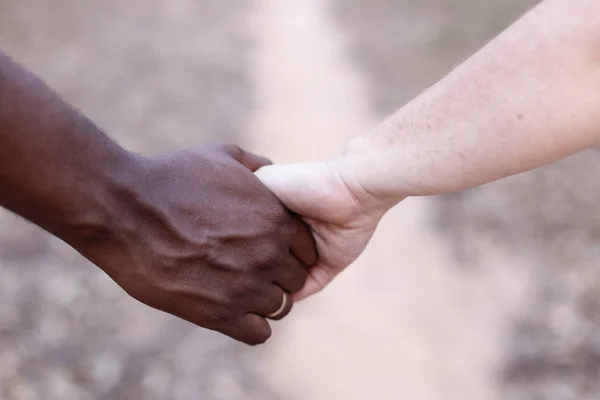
[334, 1, 600, 399]
[0, 2, 281, 399]
[3, 1, 600, 399]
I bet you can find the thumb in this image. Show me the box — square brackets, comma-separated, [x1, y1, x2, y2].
[255, 163, 315, 200]
[256, 161, 332, 194]
[256, 162, 350, 219]
[254, 164, 285, 187]
[256, 163, 333, 225]
[255, 162, 307, 184]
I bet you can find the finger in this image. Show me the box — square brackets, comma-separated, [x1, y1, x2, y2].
[273, 254, 308, 294]
[219, 314, 272, 346]
[221, 144, 273, 172]
[249, 283, 293, 321]
[290, 217, 318, 267]
[292, 262, 337, 301]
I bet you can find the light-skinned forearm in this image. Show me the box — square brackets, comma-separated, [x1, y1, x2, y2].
[337, 0, 600, 210]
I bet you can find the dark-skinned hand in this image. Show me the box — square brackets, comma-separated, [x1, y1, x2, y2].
[71, 144, 317, 345]
[0, 52, 317, 345]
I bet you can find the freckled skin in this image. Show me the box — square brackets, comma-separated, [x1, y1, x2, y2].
[0, 51, 317, 345]
[258, 0, 600, 300]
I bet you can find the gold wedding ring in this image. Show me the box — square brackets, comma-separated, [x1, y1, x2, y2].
[267, 291, 290, 319]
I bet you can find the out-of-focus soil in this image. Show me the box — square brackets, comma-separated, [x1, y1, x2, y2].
[2, 1, 599, 399]
[0, 2, 281, 400]
[335, 1, 600, 398]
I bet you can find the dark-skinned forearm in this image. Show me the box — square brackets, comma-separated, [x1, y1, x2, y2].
[0, 51, 320, 345]
[0, 50, 142, 245]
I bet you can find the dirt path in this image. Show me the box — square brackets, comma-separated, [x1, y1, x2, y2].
[0, 1, 562, 398]
[245, 1, 532, 399]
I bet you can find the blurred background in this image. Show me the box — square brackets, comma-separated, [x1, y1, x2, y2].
[1, 0, 599, 399]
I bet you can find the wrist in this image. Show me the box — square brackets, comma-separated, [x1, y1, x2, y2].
[340, 135, 406, 210]
[54, 149, 149, 250]
[330, 149, 402, 219]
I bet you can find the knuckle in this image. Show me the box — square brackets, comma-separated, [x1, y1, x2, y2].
[224, 277, 261, 305]
[257, 200, 286, 220]
[217, 288, 237, 307]
[206, 308, 234, 324]
[271, 205, 290, 222]
[275, 217, 297, 240]
[206, 285, 233, 306]
[221, 143, 241, 157]
[251, 243, 281, 270]
[231, 279, 255, 299]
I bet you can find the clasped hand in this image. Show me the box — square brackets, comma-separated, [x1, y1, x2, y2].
[82, 145, 385, 345]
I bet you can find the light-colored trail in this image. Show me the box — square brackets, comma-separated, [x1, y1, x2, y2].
[245, 1, 532, 399]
